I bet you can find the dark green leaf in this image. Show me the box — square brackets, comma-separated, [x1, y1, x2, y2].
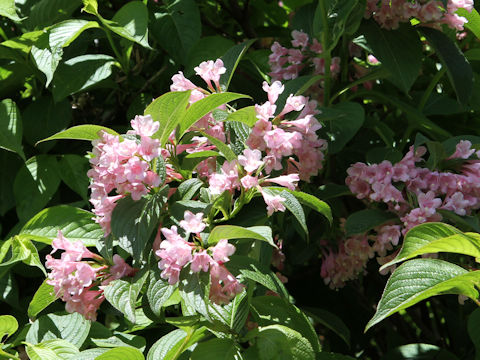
[345, 209, 396, 236]
[28, 281, 57, 320]
[220, 39, 256, 90]
[302, 307, 350, 346]
[0, 99, 25, 160]
[146, 267, 176, 317]
[191, 338, 240, 360]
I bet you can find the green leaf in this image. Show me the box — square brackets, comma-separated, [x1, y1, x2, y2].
[320, 101, 365, 154]
[365, 259, 480, 331]
[38, 124, 118, 144]
[380, 222, 480, 271]
[254, 324, 315, 360]
[20, 205, 103, 247]
[26, 312, 91, 347]
[0, 0, 22, 21]
[13, 155, 60, 221]
[26, 339, 79, 360]
[0, 272, 19, 308]
[146, 267, 176, 316]
[262, 188, 307, 235]
[317, 353, 356, 360]
[226, 106, 257, 127]
[361, 21, 422, 93]
[0, 99, 25, 160]
[0, 151, 21, 216]
[48, 19, 100, 48]
[28, 281, 57, 320]
[110, 193, 163, 260]
[208, 225, 274, 247]
[144, 91, 191, 147]
[345, 209, 396, 236]
[147, 327, 207, 360]
[177, 178, 205, 201]
[418, 27, 473, 106]
[103, 269, 148, 324]
[227, 256, 289, 298]
[220, 39, 256, 90]
[467, 308, 480, 359]
[58, 155, 90, 201]
[302, 307, 350, 347]
[71, 348, 109, 360]
[90, 331, 146, 352]
[383, 343, 459, 360]
[151, 0, 201, 64]
[191, 338, 240, 360]
[252, 296, 321, 353]
[95, 347, 145, 360]
[200, 132, 237, 162]
[25, 0, 82, 30]
[0, 236, 45, 276]
[178, 92, 251, 138]
[0, 315, 18, 341]
[457, 8, 480, 40]
[51, 54, 116, 102]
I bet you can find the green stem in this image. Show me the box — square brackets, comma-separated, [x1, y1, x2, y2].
[418, 67, 446, 111]
[318, 0, 331, 106]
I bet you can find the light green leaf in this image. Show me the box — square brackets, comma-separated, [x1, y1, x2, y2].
[146, 267, 176, 316]
[0, 315, 18, 341]
[95, 346, 145, 360]
[0, 0, 22, 21]
[366, 259, 480, 331]
[207, 225, 274, 247]
[30, 32, 62, 86]
[200, 132, 237, 162]
[28, 281, 57, 320]
[26, 339, 79, 360]
[51, 54, 116, 102]
[0, 236, 46, 276]
[144, 91, 191, 147]
[0, 99, 25, 160]
[178, 92, 251, 139]
[90, 331, 146, 352]
[361, 21, 422, 93]
[226, 106, 257, 127]
[103, 269, 148, 324]
[252, 296, 321, 353]
[49, 19, 100, 48]
[220, 39, 256, 90]
[20, 205, 103, 247]
[419, 26, 473, 106]
[191, 338, 240, 360]
[26, 312, 91, 347]
[380, 222, 480, 271]
[345, 209, 396, 236]
[147, 327, 207, 360]
[254, 324, 315, 360]
[71, 348, 109, 360]
[38, 124, 118, 144]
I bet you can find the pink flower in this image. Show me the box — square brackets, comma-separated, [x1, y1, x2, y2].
[191, 251, 212, 272]
[262, 81, 284, 104]
[51, 230, 96, 261]
[179, 211, 206, 233]
[211, 239, 236, 263]
[209, 263, 243, 305]
[241, 175, 259, 189]
[130, 115, 159, 137]
[417, 191, 442, 216]
[261, 190, 286, 216]
[109, 254, 135, 280]
[264, 174, 300, 190]
[448, 140, 475, 159]
[279, 95, 307, 117]
[238, 148, 264, 173]
[291, 30, 309, 49]
[65, 288, 105, 321]
[194, 59, 226, 90]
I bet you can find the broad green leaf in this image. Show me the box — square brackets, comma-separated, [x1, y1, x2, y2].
[26, 312, 91, 347]
[177, 178, 205, 201]
[457, 8, 480, 40]
[28, 281, 57, 320]
[0, 30, 43, 53]
[146, 267, 176, 316]
[20, 205, 103, 247]
[0, 315, 18, 340]
[49, 19, 100, 48]
[26, 339, 79, 360]
[30, 33, 62, 86]
[178, 92, 251, 138]
[0, 0, 22, 21]
[220, 39, 256, 90]
[147, 327, 207, 360]
[320, 101, 365, 154]
[184, 150, 220, 159]
[191, 338, 240, 360]
[151, 0, 201, 64]
[274, 75, 323, 115]
[58, 155, 90, 202]
[81, 0, 97, 14]
[90, 331, 146, 352]
[165, 315, 201, 328]
[207, 225, 274, 247]
[466, 48, 480, 61]
[467, 308, 480, 359]
[13, 155, 60, 220]
[419, 27, 473, 106]
[103, 269, 148, 323]
[302, 307, 350, 347]
[254, 324, 315, 360]
[25, 0, 82, 30]
[365, 259, 480, 331]
[71, 348, 109, 360]
[0, 99, 25, 160]
[95, 346, 145, 360]
[219, 290, 249, 333]
[345, 209, 396, 236]
[51, 54, 116, 102]
[200, 132, 237, 162]
[110, 193, 163, 260]
[252, 296, 321, 353]
[317, 184, 351, 200]
[0, 236, 45, 276]
[38, 124, 118, 144]
[380, 222, 480, 270]
[144, 91, 191, 146]
[361, 21, 422, 93]
[226, 106, 257, 127]
[227, 256, 289, 298]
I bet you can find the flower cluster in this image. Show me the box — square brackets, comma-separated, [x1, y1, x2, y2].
[155, 211, 243, 304]
[45, 231, 134, 320]
[365, 0, 474, 31]
[269, 30, 341, 82]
